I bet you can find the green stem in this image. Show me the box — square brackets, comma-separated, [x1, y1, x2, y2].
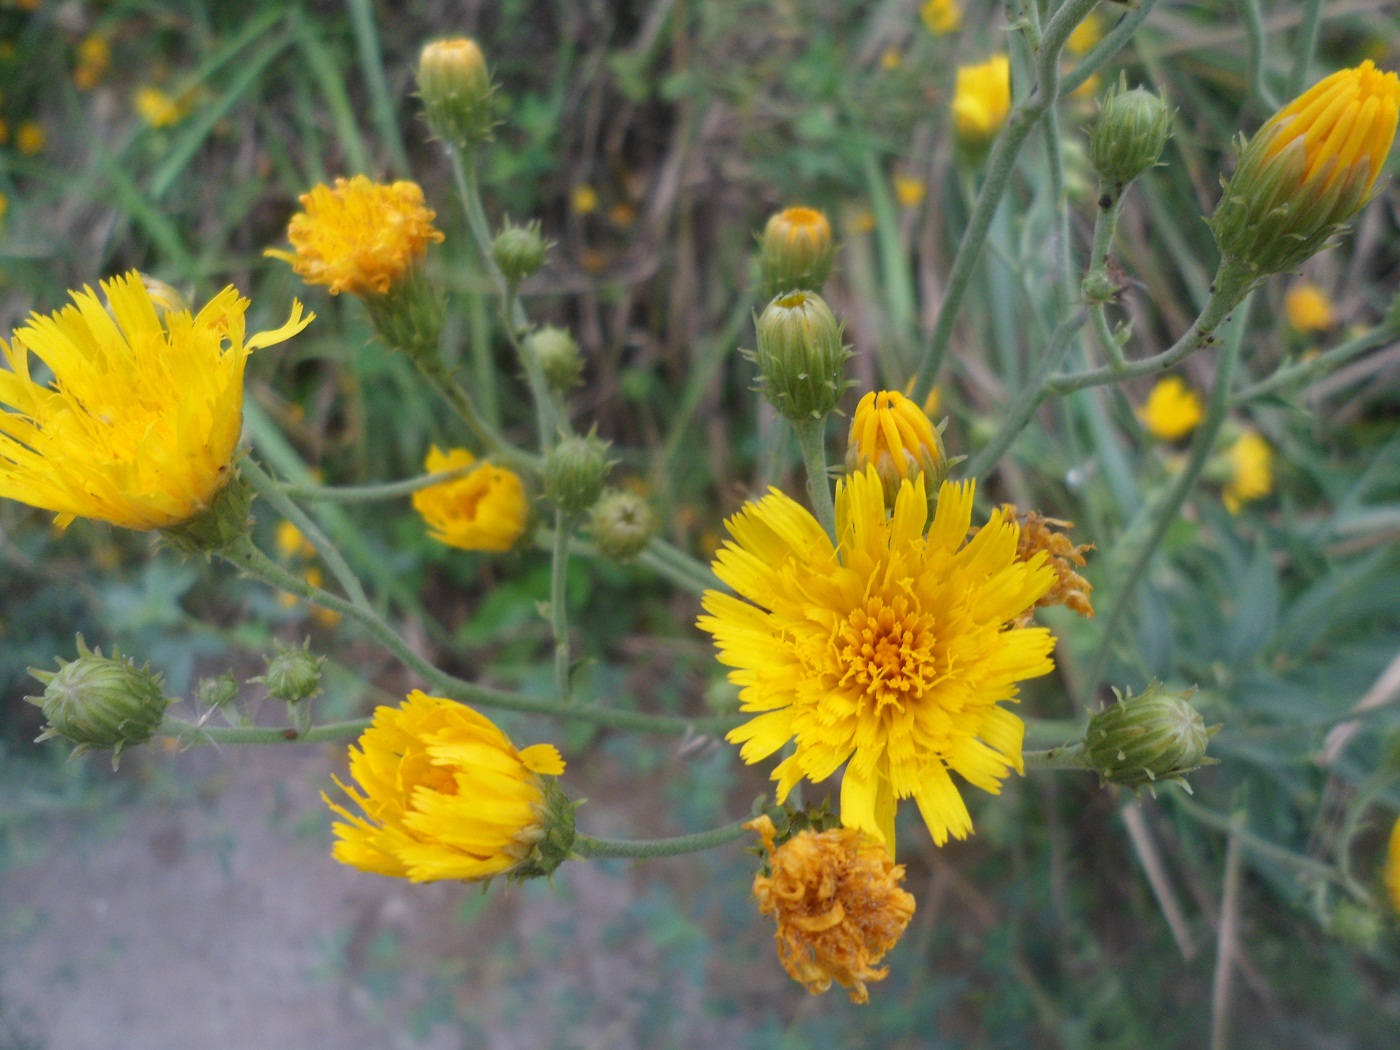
[551, 510, 574, 704]
[1081, 294, 1253, 697]
[1062, 0, 1163, 98]
[792, 418, 837, 539]
[411, 352, 541, 472]
[573, 817, 755, 860]
[1022, 742, 1097, 772]
[1175, 796, 1344, 887]
[1239, 0, 1280, 111]
[239, 458, 371, 612]
[965, 311, 1087, 480]
[645, 536, 724, 592]
[912, 0, 1106, 402]
[1085, 181, 1129, 369]
[161, 713, 370, 745]
[220, 535, 736, 736]
[281, 464, 480, 502]
[1288, 0, 1325, 99]
[1233, 325, 1394, 404]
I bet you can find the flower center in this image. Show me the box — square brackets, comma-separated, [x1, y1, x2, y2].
[835, 594, 940, 711]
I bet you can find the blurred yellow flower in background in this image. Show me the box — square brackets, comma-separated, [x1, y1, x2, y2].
[134, 86, 188, 128]
[1066, 13, 1103, 57]
[266, 176, 444, 297]
[412, 446, 527, 552]
[570, 183, 599, 215]
[700, 469, 1056, 850]
[73, 34, 110, 90]
[0, 272, 311, 530]
[17, 121, 45, 155]
[1284, 281, 1335, 332]
[1139, 376, 1204, 442]
[748, 814, 915, 1003]
[1222, 430, 1273, 513]
[952, 55, 1012, 145]
[276, 519, 316, 560]
[1386, 815, 1400, 914]
[920, 0, 960, 36]
[324, 691, 568, 882]
[892, 174, 926, 208]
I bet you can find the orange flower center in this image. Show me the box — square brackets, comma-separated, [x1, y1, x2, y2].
[836, 595, 941, 710]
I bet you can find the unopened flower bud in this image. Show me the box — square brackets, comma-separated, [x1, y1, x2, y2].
[1210, 61, 1400, 276]
[759, 206, 834, 299]
[492, 220, 548, 286]
[588, 488, 656, 561]
[417, 38, 495, 149]
[845, 390, 947, 508]
[529, 326, 583, 392]
[257, 641, 325, 704]
[1328, 899, 1382, 953]
[1085, 682, 1218, 790]
[1090, 82, 1171, 188]
[752, 291, 851, 422]
[543, 432, 612, 514]
[27, 637, 170, 765]
[196, 672, 239, 709]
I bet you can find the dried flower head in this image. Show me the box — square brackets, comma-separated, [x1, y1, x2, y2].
[1003, 508, 1094, 618]
[748, 814, 915, 1004]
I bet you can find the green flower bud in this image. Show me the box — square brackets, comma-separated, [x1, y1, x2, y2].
[506, 776, 578, 882]
[1089, 82, 1171, 188]
[758, 206, 834, 299]
[161, 470, 254, 558]
[257, 641, 325, 705]
[588, 488, 656, 561]
[543, 432, 612, 514]
[529, 326, 583, 392]
[492, 220, 548, 287]
[751, 291, 851, 422]
[361, 267, 446, 363]
[196, 672, 239, 709]
[1085, 682, 1219, 790]
[27, 637, 170, 765]
[1328, 899, 1382, 954]
[417, 38, 495, 149]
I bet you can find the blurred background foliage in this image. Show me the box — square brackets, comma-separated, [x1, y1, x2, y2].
[3, 0, 1400, 1047]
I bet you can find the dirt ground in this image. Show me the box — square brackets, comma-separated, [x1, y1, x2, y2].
[0, 740, 778, 1050]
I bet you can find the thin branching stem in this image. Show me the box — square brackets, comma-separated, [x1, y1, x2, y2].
[1289, 0, 1325, 99]
[551, 510, 574, 705]
[793, 417, 837, 539]
[281, 464, 480, 502]
[573, 816, 758, 860]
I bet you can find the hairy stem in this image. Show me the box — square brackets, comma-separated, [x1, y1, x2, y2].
[551, 510, 574, 704]
[573, 817, 756, 860]
[793, 417, 837, 539]
[281, 464, 480, 502]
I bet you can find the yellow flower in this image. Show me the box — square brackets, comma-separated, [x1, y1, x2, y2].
[748, 814, 915, 1004]
[570, 183, 599, 215]
[134, 86, 186, 128]
[0, 272, 312, 530]
[1072, 72, 1103, 101]
[0, 192, 7, 222]
[700, 469, 1057, 850]
[1138, 376, 1204, 442]
[845, 389, 945, 505]
[848, 207, 876, 235]
[952, 55, 1012, 145]
[266, 176, 444, 297]
[879, 48, 901, 72]
[16, 121, 45, 155]
[412, 446, 528, 552]
[1386, 815, 1400, 915]
[1066, 13, 1103, 57]
[74, 34, 110, 90]
[0, 118, 9, 146]
[1284, 281, 1335, 332]
[893, 174, 926, 209]
[324, 691, 569, 883]
[1222, 429, 1273, 514]
[275, 519, 315, 560]
[920, 0, 961, 35]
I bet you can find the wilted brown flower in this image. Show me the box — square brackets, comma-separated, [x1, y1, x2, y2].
[1005, 507, 1095, 618]
[747, 814, 915, 1004]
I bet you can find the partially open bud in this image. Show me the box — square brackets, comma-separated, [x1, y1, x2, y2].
[751, 291, 851, 422]
[1210, 61, 1400, 276]
[492, 220, 548, 286]
[27, 638, 171, 765]
[257, 641, 325, 704]
[417, 38, 495, 149]
[588, 488, 657, 561]
[759, 206, 834, 299]
[1086, 683, 1218, 790]
[844, 390, 946, 508]
[1090, 82, 1171, 188]
[529, 326, 584, 392]
[543, 432, 612, 514]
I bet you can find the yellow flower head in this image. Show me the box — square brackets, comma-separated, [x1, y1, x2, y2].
[1262, 60, 1399, 195]
[324, 691, 569, 883]
[74, 34, 110, 90]
[0, 272, 312, 530]
[266, 176, 444, 297]
[134, 86, 186, 129]
[845, 389, 945, 505]
[1222, 429, 1273, 514]
[17, 121, 45, 156]
[952, 55, 1012, 145]
[1386, 815, 1400, 915]
[700, 469, 1057, 850]
[412, 446, 528, 552]
[920, 0, 961, 36]
[1066, 13, 1103, 57]
[893, 174, 927, 209]
[275, 519, 315, 560]
[570, 183, 599, 215]
[748, 814, 915, 1004]
[759, 206, 834, 298]
[1284, 281, 1335, 332]
[1139, 376, 1204, 442]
